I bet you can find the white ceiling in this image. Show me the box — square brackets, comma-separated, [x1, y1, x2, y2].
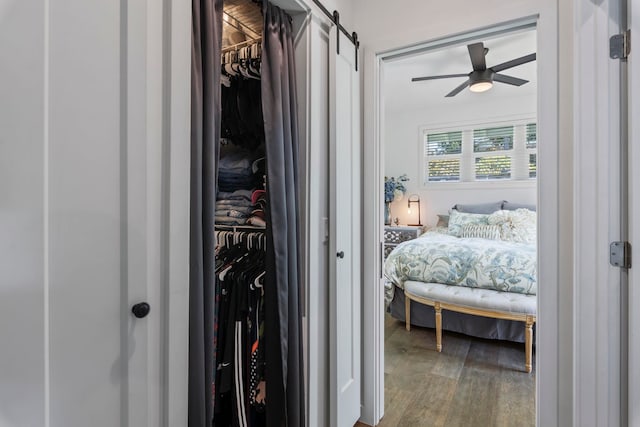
[383, 29, 537, 113]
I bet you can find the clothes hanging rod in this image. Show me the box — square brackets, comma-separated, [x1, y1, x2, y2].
[311, 0, 359, 71]
[222, 38, 260, 54]
[214, 224, 266, 232]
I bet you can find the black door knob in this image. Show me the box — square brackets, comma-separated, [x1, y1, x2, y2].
[132, 302, 150, 318]
[337, 251, 345, 258]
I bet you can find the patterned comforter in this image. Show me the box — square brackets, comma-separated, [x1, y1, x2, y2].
[384, 231, 537, 304]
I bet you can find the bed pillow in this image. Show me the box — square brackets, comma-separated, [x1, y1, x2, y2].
[502, 201, 536, 212]
[461, 223, 502, 240]
[488, 208, 537, 244]
[451, 200, 505, 214]
[447, 210, 490, 237]
[436, 214, 449, 228]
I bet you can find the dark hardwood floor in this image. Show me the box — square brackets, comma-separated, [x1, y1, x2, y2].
[357, 314, 535, 427]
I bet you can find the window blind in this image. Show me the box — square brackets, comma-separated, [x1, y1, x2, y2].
[475, 155, 511, 180]
[473, 126, 514, 152]
[423, 122, 536, 184]
[529, 153, 537, 178]
[425, 131, 462, 155]
[526, 123, 537, 149]
[424, 131, 462, 182]
[427, 159, 460, 181]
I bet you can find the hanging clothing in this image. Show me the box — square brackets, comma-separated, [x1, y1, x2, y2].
[214, 243, 267, 427]
[205, 1, 304, 426]
[221, 69, 264, 149]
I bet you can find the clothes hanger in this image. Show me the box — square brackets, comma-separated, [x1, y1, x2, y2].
[253, 271, 265, 290]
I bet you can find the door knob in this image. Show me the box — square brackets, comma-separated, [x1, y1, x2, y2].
[337, 251, 345, 258]
[131, 302, 150, 318]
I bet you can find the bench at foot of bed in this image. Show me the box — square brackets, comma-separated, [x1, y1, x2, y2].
[403, 280, 537, 373]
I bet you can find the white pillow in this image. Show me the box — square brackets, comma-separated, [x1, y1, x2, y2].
[488, 208, 536, 244]
[461, 224, 502, 240]
[447, 210, 490, 237]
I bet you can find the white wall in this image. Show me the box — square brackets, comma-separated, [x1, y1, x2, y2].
[0, 1, 46, 425]
[384, 94, 536, 227]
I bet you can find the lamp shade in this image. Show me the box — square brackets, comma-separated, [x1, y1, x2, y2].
[407, 194, 422, 226]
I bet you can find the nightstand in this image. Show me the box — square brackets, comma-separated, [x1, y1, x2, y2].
[383, 225, 423, 260]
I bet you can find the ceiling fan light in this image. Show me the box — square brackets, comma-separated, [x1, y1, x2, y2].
[469, 81, 493, 92]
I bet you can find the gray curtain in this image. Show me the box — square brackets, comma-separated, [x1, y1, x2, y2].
[189, 0, 222, 425]
[262, 3, 305, 426]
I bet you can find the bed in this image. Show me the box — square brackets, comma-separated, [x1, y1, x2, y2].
[384, 204, 537, 372]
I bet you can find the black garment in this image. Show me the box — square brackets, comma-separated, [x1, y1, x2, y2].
[213, 246, 266, 427]
[220, 76, 264, 150]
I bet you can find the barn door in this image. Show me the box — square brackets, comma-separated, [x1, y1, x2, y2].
[0, 1, 163, 425]
[329, 26, 362, 427]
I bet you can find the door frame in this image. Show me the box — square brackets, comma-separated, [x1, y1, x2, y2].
[361, 14, 568, 427]
[627, 0, 640, 424]
[571, 0, 626, 425]
[162, 0, 316, 425]
[363, 2, 628, 426]
[626, 0, 640, 425]
[158, 0, 191, 425]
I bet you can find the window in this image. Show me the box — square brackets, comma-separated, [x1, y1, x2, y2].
[529, 154, 537, 178]
[475, 155, 511, 180]
[526, 123, 537, 148]
[473, 126, 514, 152]
[423, 121, 537, 184]
[526, 123, 537, 178]
[473, 126, 514, 180]
[424, 131, 462, 182]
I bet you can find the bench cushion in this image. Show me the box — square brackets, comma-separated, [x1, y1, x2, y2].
[404, 281, 537, 315]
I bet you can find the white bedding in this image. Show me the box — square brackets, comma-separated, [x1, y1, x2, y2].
[384, 230, 537, 305]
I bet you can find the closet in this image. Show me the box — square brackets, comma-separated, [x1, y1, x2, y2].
[210, 1, 300, 426]
[215, 3, 267, 425]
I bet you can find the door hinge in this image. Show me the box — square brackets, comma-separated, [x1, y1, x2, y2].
[610, 241, 632, 268]
[610, 30, 631, 60]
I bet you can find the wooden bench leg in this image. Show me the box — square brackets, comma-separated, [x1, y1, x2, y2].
[525, 315, 534, 373]
[435, 302, 442, 352]
[405, 292, 411, 331]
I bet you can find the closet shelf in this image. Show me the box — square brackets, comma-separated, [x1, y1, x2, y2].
[223, 11, 261, 41]
[215, 224, 266, 232]
[222, 0, 263, 51]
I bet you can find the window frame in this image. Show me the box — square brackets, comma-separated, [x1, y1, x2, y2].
[419, 116, 537, 189]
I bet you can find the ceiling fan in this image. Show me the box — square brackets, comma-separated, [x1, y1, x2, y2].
[411, 42, 536, 97]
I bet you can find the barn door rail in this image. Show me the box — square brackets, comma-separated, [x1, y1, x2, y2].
[311, 0, 359, 70]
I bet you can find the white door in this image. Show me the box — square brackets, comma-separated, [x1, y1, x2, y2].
[0, 1, 165, 426]
[329, 27, 362, 427]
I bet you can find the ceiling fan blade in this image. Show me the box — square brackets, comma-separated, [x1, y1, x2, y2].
[491, 53, 536, 73]
[493, 74, 529, 86]
[411, 73, 468, 82]
[468, 43, 487, 71]
[445, 79, 470, 97]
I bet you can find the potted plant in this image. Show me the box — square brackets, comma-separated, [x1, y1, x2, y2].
[384, 174, 409, 225]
